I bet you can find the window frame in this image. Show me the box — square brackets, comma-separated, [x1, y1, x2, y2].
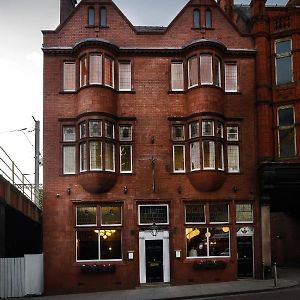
[193, 9, 200, 28]
[119, 61, 132, 91]
[104, 56, 115, 88]
[227, 144, 240, 173]
[185, 204, 206, 224]
[100, 6, 107, 27]
[120, 144, 133, 173]
[200, 54, 213, 85]
[138, 204, 169, 225]
[63, 62, 76, 92]
[225, 63, 238, 92]
[173, 144, 186, 173]
[205, 9, 212, 28]
[88, 6, 95, 26]
[171, 61, 184, 91]
[188, 56, 198, 89]
[209, 203, 229, 224]
[236, 203, 254, 224]
[76, 205, 97, 227]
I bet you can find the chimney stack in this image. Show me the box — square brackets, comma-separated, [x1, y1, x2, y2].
[60, 0, 77, 24]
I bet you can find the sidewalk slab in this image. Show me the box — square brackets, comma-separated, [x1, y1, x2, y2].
[21, 278, 298, 300]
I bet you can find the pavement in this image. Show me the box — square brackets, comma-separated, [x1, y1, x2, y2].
[23, 268, 300, 300]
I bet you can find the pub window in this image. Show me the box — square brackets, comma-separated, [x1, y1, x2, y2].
[119, 62, 131, 91]
[138, 204, 169, 225]
[173, 145, 185, 173]
[278, 106, 296, 158]
[225, 63, 238, 92]
[88, 7, 95, 26]
[209, 203, 229, 223]
[185, 204, 205, 224]
[205, 9, 212, 28]
[76, 205, 122, 262]
[200, 55, 213, 85]
[193, 9, 200, 28]
[236, 203, 253, 223]
[100, 7, 107, 27]
[89, 54, 102, 85]
[188, 56, 198, 88]
[275, 39, 293, 85]
[63, 62, 76, 91]
[171, 62, 184, 91]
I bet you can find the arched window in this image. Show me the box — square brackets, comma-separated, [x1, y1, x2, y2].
[100, 7, 107, 27]
[193, 9, 200, 28]
[205, 9, 212, 28]
[88, 7, 95, 26]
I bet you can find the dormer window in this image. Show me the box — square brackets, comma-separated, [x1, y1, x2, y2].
[100, 7, 107, 27]
[88, 7, 95, 26]
[193, 9, 200, 28]
[205, 9, 212, 28]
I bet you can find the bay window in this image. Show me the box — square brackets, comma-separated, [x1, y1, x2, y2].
[190, 142, 201, 171]
[227, 125, 240, 173]
[104, 56, 114, 87]
[80, 57, 88, 87]
[188, 56, 198, 88]
[90, 141, 102, 170]
[89, 54, 102, 84]
[80, 143, 87, 172]
[202, 140, 215, 169]
[105, 142, 115, 171]
[200, 55, 213, 84]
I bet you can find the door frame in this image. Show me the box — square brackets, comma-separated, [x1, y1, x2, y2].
[139, 230, 170, 284]
[237, 226, 254, 278]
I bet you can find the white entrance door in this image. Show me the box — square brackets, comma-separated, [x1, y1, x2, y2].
[139, 230, 170, 284]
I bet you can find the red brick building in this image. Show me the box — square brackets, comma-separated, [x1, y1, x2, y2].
[42, 0, 299, 294]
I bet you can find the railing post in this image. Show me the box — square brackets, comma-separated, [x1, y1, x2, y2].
[273, 262, 278, 287]
[22, 174, 25, 194]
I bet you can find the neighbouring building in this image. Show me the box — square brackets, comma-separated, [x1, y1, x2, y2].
[42, 0, 299, 295]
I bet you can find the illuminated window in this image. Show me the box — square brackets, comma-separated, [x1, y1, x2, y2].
[173, 145, 185, 172]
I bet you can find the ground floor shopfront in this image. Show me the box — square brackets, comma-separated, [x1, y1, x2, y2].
[44, 199, 262, 294]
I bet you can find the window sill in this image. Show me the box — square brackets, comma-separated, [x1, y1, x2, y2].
[99, 26, 110, 29]
[118, 90, 136, 94]
[191, 27, 215, 31]
[60, 90, 78, 94]
[85, 25, 97, 29]
[225, 91, 241, 95]
[168, 90, 185, 94]
[274, 81, 295, 88]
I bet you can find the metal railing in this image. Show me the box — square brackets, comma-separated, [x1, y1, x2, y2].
[0, 146, 41, 208]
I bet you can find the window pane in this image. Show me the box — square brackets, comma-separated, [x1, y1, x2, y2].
[210, 203, 229, 223]
[63, 62, 76, 91]
[80, 143, 87, 171]
[202, 120, 214, 136]
[76, 206, 97, 225]
[225, 64, 237, 92]
[101, 206, 121, 225]
[190, 142, 200, 171]
[279, 128, 296, 157]
[278, 107, 294, 126]
[104, 122, 114, 138]
[227, 126, 239, 141]
[63, 126, 76, 142]
[188, 57, 198, 87]
[216, 122, 223, 138]
[88, 7, 95, 26]
[89, 55, 102, 84]
[200, 55, 213, 84]
[227, 145, 240, 172]
[193, 9, 200, 28]
[173, 145, 185, 172]
[186, 228, 207, 257]
[120, 145, 132, 173]
[104, 57, 114, 87]
[202, 141, 215, 169]
[172, 125, 185, 141]
[209, 227, 230, 257]
[105, 142, 115, 171]
[216, 142, 224, 170]
[119, 125, 132, 141]
[90, 141, 102, 170]
[139, 205, 168, 224]
[276, 57, 292, 85]
[214, 57, 221, 87]
[100, 7, 107, 27]
[119, 62, 131, 91]
[80, 57, 88, 87]
[189, 121, 199, 138]
[80, 122, 87, 139]
[276, 40, 291, 54]
[77, 231, 99, 261]
[236, 204, 253, 223]
[89, 121, 101, 137]
[185, 204, 205, 223]
[100, 230, 121, 260]
[63, 146, 76, 174]
[205, 9, 212, 28]
[171, 62, 184, 90]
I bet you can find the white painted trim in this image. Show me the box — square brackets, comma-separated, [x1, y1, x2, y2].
[139, 231, 170, 284]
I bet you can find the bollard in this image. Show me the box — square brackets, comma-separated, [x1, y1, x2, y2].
[273, 262, 278, 287]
